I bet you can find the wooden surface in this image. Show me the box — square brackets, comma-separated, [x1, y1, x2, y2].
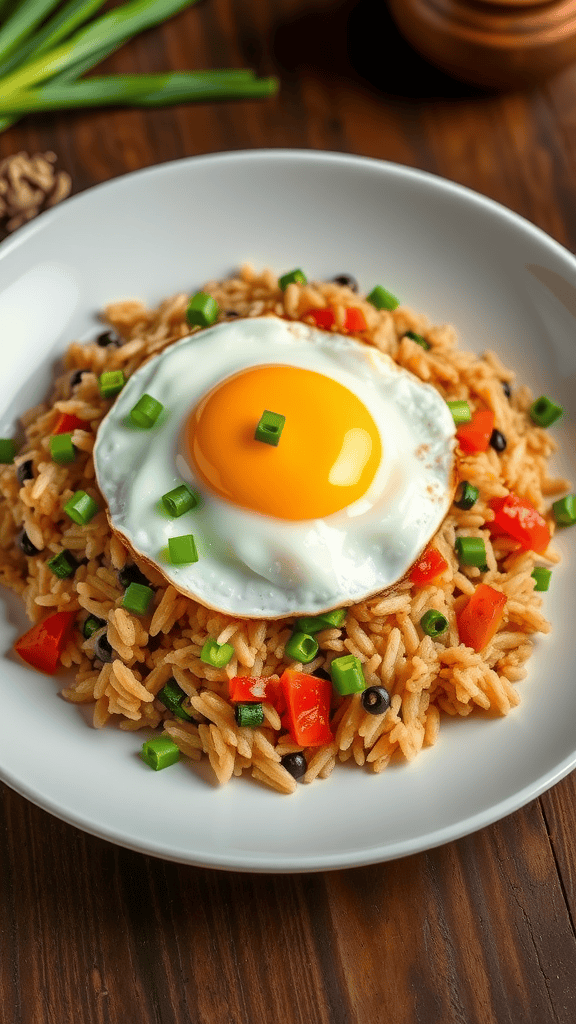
[1, 2, 576, 1022]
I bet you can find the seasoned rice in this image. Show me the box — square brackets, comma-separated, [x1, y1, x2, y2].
[0, 264, 568, 792]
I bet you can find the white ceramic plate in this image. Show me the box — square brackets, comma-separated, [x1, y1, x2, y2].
[1, 150, 575, 873]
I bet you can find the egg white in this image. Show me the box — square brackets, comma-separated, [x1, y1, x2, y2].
[93, 317, 456, 618]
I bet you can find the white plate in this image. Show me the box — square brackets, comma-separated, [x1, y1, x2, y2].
[1, 150, 575, 873]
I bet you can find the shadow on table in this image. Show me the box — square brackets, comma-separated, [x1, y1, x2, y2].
[271, 0, 488, 101]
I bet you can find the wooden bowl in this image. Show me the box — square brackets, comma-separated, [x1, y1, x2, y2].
[387, 0, 576, 89]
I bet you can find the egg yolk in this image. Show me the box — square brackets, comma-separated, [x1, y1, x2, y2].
[185, 364, 382, 521]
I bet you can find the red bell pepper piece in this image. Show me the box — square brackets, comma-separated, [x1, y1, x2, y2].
[53, 412, 89, 435]
[457, 584, 506, 652]
[307, 308, 336, 330]
[456, 409, 495, 453]
[14, 610, 76, 674]
[344, 307, 368, 332]
[409, 548, 449, 585]
[229, 675, 284, 712]
[279, 669, 333, 747]
[489, 493, 550, 553]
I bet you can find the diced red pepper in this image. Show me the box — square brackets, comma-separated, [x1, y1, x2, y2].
[344, 307, 368, 332]
[307, 307, 368, 333]
[53, 412, 89, 435]
[456, 409, 495, 453]
[229, 675, 284, 712]
[14, 610, 76, 674]
[307, 308, 336, 330]
[489, 493, 550, 553]
[457, 584, 507, 652]
[279, 669, 333, 747]
[409, 548, 449, 585]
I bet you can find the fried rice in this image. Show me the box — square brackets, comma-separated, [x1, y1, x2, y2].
[0, 265, 569, 794]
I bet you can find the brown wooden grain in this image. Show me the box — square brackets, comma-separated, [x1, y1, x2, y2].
[1, 2, 576, 1022]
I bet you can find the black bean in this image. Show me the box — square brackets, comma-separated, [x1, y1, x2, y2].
[118, 564, 149, 588]
[490, 428, 507, 452]
[329, 274, 359, 293]
[223, 310, 240, 318]
[313, 666, 332, 682]
[280, 752, 307, 780]
[70, 368, 90, 389]
[16, 460, 34, 486]
[361, 686, 391, 716]
[17, 529, 39, 556]
[502, 380, 512, 399]
[94, 632, 114, 663]
[96, 330, 120, 348]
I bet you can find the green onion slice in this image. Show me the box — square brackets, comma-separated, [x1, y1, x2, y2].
[64, 490, 99, 524]
[140, 736, 180, 771]
[420, 609, 449, 638]
[98, 369, 125, 398]
[161, 484, 198, 517]
[404, 330, 430, 350]
[0, 438, 17, 463]
[366, 285, 399, 311]
[455, 535, 487, 567]
[47, 549, 77, 578]
[158, 678, 193, 721]
[278, 268, 307, 290]
[254, 409, 285, 446]
[454, 481, 479, 511]
[200, 638, 234, 668]
[129, 393, 163, 428]
[447, 400, 471, 425]
[168, 533, 198, 564]
[122, 581, 154, 614]
[50, 432, 76, 464]
[295, 608, 347, 634]
[234, 702, 264, 727]
[531, 567, 551, 592]
[284, 631, 319, 664]
[529, 395, 563, 427]
[552, 494, 576, 526]
[186, 291, 219, 327]
[330, 654, 366, 696]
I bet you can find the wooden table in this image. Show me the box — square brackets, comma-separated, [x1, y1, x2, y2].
[1, 2, 576, 1021]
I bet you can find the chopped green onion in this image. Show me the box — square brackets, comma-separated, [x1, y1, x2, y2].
[330, 654, 366, 695]
[447, 400, 471, 425]
[122, 581, 154, 614]
[366, 285, 399, 311]
[234, 702, 264, 727]
[47, 549, 77, 578]
[420, 609, 449, 638]
[404, 330, 430, 350]
[455, 536, 487, 567]
[129, 393, 163, 428]
[200, 638, 234, 668]
[140, 735, 180, 771]
[50, 432, 76, 464]
[64, 490, 99, 524]
[98, 369, 125, 398]
[168, 533, 198, 564]
[552, 494, 576, 525]
[161, 484, 198, 517]
[530, 395, 563, 427]
[254, 409, 285, 447]
[531, 567, 551, 592]
[295, 608, 347, 634]
[0, 438, 16, 463]
[158, 677, 193, 721]
[454, 481, 479, 511]
[284, 632, 319, 664]
[82, 614, 105, 639]
[279, 268, 307, 290]
[186, 291, 219, 327]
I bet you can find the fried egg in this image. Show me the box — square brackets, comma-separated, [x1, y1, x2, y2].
[93, 317, 456, 618]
